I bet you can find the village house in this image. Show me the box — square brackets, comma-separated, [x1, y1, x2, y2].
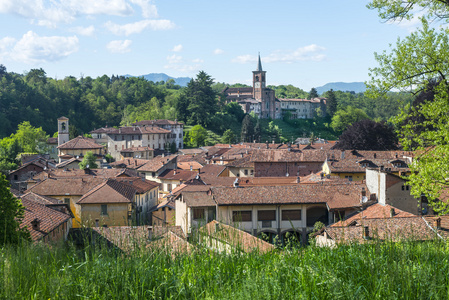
[9, 160, 47, 192]
[120, 146, 154, 160]
[175, 182, 368, 244]
[132, 119, 184, 150]
[150, 199, 176, 227]
[135, 155, 178, 182]
[57, 135, 104, 164]
[322, 150, 414, 181]
[20, 192, 73, 243]
[46, 137, 59, 160]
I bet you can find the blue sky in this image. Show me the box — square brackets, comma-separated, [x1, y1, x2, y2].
[0, 0, 419, 90]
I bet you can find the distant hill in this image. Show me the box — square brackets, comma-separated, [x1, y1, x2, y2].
[124, 73, 191, 87]
[316, 82, 366, 95]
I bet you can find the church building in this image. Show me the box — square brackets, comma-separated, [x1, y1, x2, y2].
[223, 54, 325, 120]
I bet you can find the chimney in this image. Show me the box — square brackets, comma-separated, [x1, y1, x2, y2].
[390, 207, 395, 218]
[190, 165, 193, 171]
[434, 217, 442, 230]
[148, 227, 153, 240]
[374, 153, 377, 159]
[241, 153, 244, 158]
[341, 151, 345, 160]
[215, 222, 220, 233]
[31, 218, 40, 231]
[296, 176, 300, 183]
[361, 187, 366, 197]
[162, 153, 165, 157]
[119, 128, 121, 134]
[380, 166, 384, 171]
[362, 226, 369, 239]
[173, 170, 176, 175]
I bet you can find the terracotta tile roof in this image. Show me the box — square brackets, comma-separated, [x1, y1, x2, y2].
[225, 156, 254, 168]
[22, 192, 61, 205]
[198, 164, 227, 177]
[178, 149, 207, 155]
[152, 225, 185, 238]
[92, 226, 151, 252]
[250, 149, 328, 162]
[33, 168, 137, 181]
[137, 155, 177, 172]
[47, 137, 58, 144]
[183, 191, 215, 207]
[113, 177, 159, 193]
[9, 160, 46, 176]
[199, 220, 275, 254]
[176, 154, 207, 165]
[55, 157, 83, 168]
[327, 158, 410, 173]
[237, 177, 303, 186]
[105, 126, 171, 135]
[212, 183, 366, 206]
[148, 231, 192, 254]
[26, 177, 105, 196]
[110, 158, 150, 169]
[198, 175, 235, 187]
[89, 127, 117, 134]
[325, 217, 436, 243]
[177, 161, 203, 170]
[77, 179, 135, 204]
[158, 169, 197, 181]
[423, 215, 449, 239]
[20, 197, 71, 241]
[57, 136, 103, 150]
[120, 146, 153, 153]
[150, 199, 176, 211]
[331, 203, 415, 227]
[132, 119, 183, 126]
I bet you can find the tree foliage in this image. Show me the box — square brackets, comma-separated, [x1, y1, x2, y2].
[188, 125, 208, 148]
[336, 119, 398, 150]
[222, 129, 236, 144]
[367, 1, 449, 212]
[0, 174, 30, 245]
[324, 89, 338, 117]
[331, 106, 370, 132]
[240, 115, 255, 143]
[79, 151, 98, 169]
[308, 87, 319, 99]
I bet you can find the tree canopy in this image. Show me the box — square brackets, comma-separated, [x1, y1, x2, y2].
[0, 174, 30, 245]
[331, 106, 370, 132]
[79, 151, 98, 169]
[336, 119, 398, 151]
[367, 0, 449, 212]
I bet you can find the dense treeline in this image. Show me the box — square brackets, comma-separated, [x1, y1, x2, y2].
[0, 65, 413, 143]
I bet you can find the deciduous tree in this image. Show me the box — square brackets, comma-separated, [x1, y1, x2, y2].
[0, 174, 30, 245]
[79, 151, 98, 169]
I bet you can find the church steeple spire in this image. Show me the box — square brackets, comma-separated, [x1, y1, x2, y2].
[256, 52, 263, 71]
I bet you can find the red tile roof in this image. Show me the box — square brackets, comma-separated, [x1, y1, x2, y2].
[132, 119, 183, 126]
[183, 191, 215, 207]
[158, 169, 197, 181]
[177, 161, 203, 170]
[110, 158, 150, 169]
[199, 221, 275, 253]
[114, 177, 159, 193]
[26, 177, 105, 196]
[20, 196, 71, 241]
[137, 155, 177, 172]
[120, 146, 154, 153]
[77, 179, 135, 204]
[92, 226, 151, 252]
[57, 136, 103, 150]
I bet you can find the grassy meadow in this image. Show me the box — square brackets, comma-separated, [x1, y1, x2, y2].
[2, 238, 449, 299]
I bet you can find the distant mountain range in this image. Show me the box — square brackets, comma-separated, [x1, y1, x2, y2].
[124, 73, 192, 87]
[315, 82, 366, 95]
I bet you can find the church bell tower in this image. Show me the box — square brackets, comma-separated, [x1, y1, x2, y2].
[57, 116, 69, 146]
[253, 53, 266, 100]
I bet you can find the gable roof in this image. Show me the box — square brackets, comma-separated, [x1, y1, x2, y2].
[182, 191, 215, 207]
[132, 119, 183, 126]
[57, 136, 103, 150]
[77, 179, 135, 204]
[211, 183, 366, 206]
[20, 197, 72, 241]
[113, 177, 159, 193]
[177, 161, 203, 170]
[199, 220, 275, 254]
[137, 155, 177, 172]
[158, 169, 197, 181]
[26, 177, 105, 196]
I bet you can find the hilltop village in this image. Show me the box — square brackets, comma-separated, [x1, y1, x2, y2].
[6, 108, 447, 252]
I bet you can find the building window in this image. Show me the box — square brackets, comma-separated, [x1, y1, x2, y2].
[101, 204, 108, 216]
[244, 169, 248, 176]
[193, 208, 205, 220]
[282, 210, 301, 221]
[122, 135, 124, 140]
[232, 211, 252, 222]
[64, 198, 70, 205]
[250, 169, 254, 176]
[258, 210, 276, 221]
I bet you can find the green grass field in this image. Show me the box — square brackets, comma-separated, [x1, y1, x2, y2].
[2, 239, 449, 299]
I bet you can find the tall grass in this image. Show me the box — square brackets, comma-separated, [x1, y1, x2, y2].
[1, 238, 449, 299]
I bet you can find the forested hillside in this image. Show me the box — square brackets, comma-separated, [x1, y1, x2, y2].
[0, 65, 413, 143]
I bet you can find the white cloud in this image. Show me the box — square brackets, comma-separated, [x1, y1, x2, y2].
[192, 58, 203, 63]
[1, 31, 79, 63]
[172, 44, 183, 52]
[129, 0, 158, 18]
[164, 54, 201, 73]
[232, 45, 326, 64]
[106, 39, 132, 53]
[390, 11, 424, 32]
[213, 48, 224, 55]
[0, 0, 162, 27]
[166, 54, 182, 64]
[70, 25, 95, 36]
[105, 19, 175, 36]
